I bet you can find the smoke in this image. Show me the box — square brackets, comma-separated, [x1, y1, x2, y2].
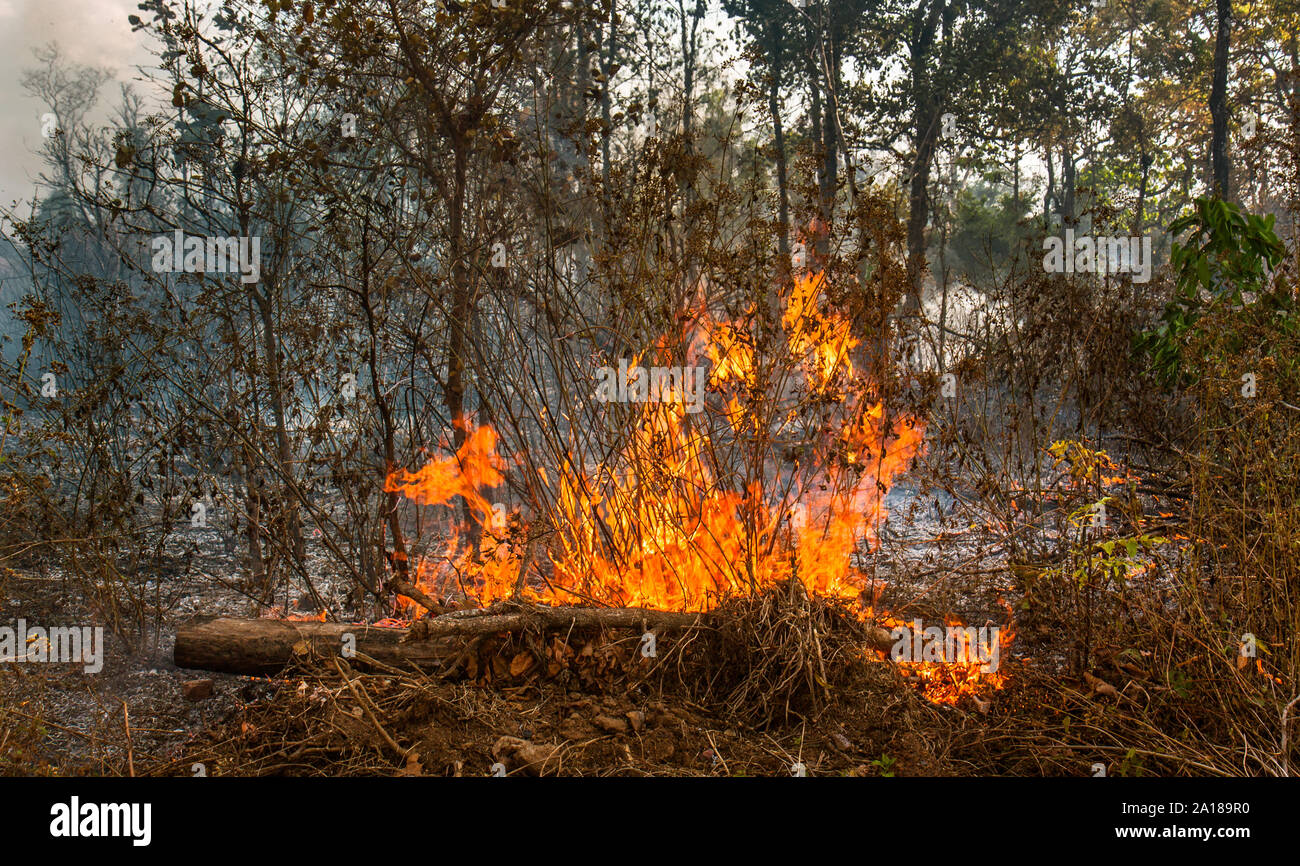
[0, 0, 156, 204]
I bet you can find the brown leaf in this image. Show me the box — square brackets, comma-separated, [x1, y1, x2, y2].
[1085, 672, 1119, 698]
[400, 752, 424, 777]
[492, 736, 561, 776]
[509, 651, 535, 678]
[1117, 661, 1147, 679]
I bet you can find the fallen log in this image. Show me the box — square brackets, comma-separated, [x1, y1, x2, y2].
[172, 615, 452, 675]
[174, 605, 715, 676]
[173, 605, 896, 676]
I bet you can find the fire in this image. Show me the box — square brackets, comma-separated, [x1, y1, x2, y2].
[383, 271, 1011, 705]
[383, 424, 505, 524]
[783, 270, 859, 386]
[259, 605, 327, 622]
[871, 611, 1016, 705]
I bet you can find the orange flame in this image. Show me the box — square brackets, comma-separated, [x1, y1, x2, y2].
[384, 272, 1011, 705]
[383, 424, 505, 525]
[871, 611, 1016, 705]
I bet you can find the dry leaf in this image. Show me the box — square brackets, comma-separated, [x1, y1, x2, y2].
[1084, 672, 1119, 698]
[509, 651, 535, 677]
[1117, 662, 1147, 679]
[492, 735, 561, 776]
[399, 752, 424, 777]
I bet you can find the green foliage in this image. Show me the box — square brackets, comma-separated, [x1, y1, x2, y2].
[947, 182, 1037, 281]
[1138, 196, 1287, 384]
[1116, 748, 1147, 777]
[1166, 669, 1192, 700]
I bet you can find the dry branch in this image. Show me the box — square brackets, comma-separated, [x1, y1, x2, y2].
[401, 604, 710, 640]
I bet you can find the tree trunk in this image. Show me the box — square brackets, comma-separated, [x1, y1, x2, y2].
[768, 48, 790, 259]
[806, 42, 827, 260]
[173, 615, 452, 675]
[677, 0, 703, 141]
[1061, 142, 1076, 224]
[254, 286, 305, 572]
[600, 1, 616, 210]
[358, 220, 398, 603]
[821, 34, 841, 236]
[1044, 138, 1056, 222]
[902, 0, 946, 316]
[444, 140, 481, 558]
[903, 105, 940, 316]
[1211, 0, 1232, 197]
[1133, 134, 1151, 236]
[1013, 141, 1020, 207]
[242, 197, 304, 599]
[243, 451, 266, 587]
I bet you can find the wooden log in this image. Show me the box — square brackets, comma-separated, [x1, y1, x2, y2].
[173, 605, 713, 675]
[174, 605, 894, 676]
[172, 615, 453, 675]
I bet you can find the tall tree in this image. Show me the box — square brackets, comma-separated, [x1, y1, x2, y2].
[852, 0, 1074, 314]
[1210, 0, 1233, 196]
